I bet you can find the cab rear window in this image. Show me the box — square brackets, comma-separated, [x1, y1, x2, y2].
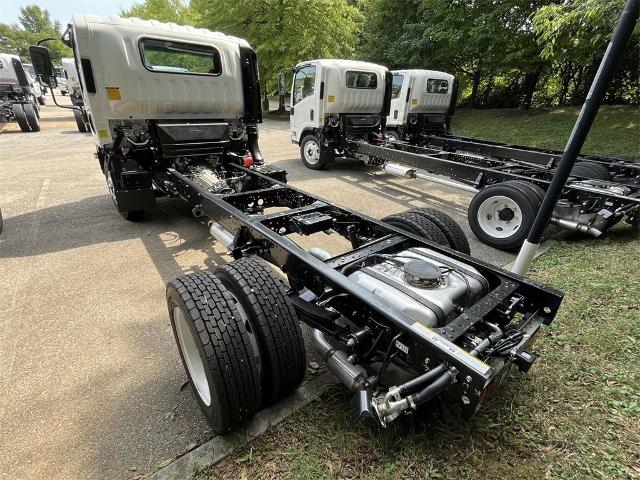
[346, 71, 377, 89]
[426, 79, 448, 94]
[140, 39, 221, 75]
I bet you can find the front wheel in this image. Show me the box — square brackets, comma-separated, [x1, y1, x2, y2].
[300, 134, 334, 170]
[73, 109, 88, 132]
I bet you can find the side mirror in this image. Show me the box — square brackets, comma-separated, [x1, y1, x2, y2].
[278, 70, 287, 96]
[28, 45, 57, 87]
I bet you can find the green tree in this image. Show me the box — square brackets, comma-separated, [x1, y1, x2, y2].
[121, 0, 194, 24]
[533, 0, 638, 105]
[190, 0, 362, 103]
[0, 5, 71, 64]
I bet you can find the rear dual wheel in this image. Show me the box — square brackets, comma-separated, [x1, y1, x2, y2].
[12, 103, 39, 132]
[167, 258, 306, 433]
[383, 208, 471, 254]
[571, 161, 611, 181]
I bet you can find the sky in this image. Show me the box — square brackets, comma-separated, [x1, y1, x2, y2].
[0, 0, 139, 25]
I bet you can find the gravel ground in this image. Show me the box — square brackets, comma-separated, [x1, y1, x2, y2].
[0, 94, 515, 480]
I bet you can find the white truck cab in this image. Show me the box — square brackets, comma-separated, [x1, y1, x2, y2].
[287, 59, 391, 169]
[386, 69, 456, 141]
[30, 15, 267, 219]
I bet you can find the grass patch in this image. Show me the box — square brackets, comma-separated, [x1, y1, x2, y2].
[198, 230, 639, 480]
[451, 105, 639, 158]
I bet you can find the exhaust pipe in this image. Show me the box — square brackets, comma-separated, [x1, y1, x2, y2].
[550, 217, 603, 237]
[312, 329, 367, 391]
[382, 162, 479, 193]
[209, 222, 235, 248]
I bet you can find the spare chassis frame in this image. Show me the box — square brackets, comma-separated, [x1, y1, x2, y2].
[350, 135, 640, 228]
[163, 160, 562, 414]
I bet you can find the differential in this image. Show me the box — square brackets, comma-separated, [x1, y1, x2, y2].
[403, 259, 443, 288]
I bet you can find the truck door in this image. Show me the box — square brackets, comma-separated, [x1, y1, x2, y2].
[290, 64, 317, 143]
[388, 73, 406, 126]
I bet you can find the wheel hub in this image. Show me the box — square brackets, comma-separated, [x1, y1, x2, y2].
[304, 140, 320, 164]
[477, 195, 523, 238]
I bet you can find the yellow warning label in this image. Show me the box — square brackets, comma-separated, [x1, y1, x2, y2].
[327, 95, 335, 103]
[98, 130, 109, 138]
[411, 98, 418, 105]
[106, 87, 121, 100]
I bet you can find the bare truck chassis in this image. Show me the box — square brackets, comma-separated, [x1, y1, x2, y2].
[351, 134, 640, 247]
[166, 159, 562, 421]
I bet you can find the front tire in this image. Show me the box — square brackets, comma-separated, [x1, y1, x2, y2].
[73, 109, 88, 132]
[300, 134, 333, 170]
[167, 272, 262, 433]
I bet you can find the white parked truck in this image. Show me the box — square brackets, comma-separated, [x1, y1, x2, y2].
[30, 14, 267, 220]
[60, 56, 89, 132]
[386, 69, 456, 141]
[0, 53, 42, 132]
[285, 59, 391, 169]
[55, 65, 69, 95]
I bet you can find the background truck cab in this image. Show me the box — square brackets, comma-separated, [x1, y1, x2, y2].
[386, 69, 457, 141]
[288, 59, 391, 169]
[0, 53, 42, 132]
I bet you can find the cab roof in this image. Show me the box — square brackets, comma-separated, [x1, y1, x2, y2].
[71, 15, 252, 48]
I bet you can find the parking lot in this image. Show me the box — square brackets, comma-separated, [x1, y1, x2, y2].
[1, 96, 516, 480]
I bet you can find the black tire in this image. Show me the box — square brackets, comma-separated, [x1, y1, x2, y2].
[103, 161, 144, 221]
[23, 103, 40, 132]
[215, 257, 306, 405]
[468, 182, 539, 250]
[571, 161, 611, 181]
[167, 271, 261, 433]
[0, 207, 3, 234]
[73, 109, 88, 132]
[300, 134, 334, 170]
[12, 104, 30, 132]
[502, 180, 546, 204]
[408, 208, 471, 254]
[386, 129, 400, 141]
[31, 95, 40, 118]
[38, 96, 46, 106]
[382, 211, 450, 247]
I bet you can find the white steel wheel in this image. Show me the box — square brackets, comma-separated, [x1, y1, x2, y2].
[468, 182, 538, 251]
[173, 306, 211, 406]
[476, 195, 523, 239]
[300, 134, 332, 170]
[303, 138, 321, 165]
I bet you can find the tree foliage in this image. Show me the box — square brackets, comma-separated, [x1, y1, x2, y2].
[121, 0, 194, 24]
[0, 5, 71, 64]
[188, 0, 362, 95]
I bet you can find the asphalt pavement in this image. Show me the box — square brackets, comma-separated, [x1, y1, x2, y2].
[0, 94, 515, 479]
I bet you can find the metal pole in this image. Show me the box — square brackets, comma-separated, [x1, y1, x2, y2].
[512, 0, 639, 275]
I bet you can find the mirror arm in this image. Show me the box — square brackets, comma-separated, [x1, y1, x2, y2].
[49, 88, 82, 111]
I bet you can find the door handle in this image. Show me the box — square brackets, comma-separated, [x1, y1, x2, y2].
[310, 109, 314, 121]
